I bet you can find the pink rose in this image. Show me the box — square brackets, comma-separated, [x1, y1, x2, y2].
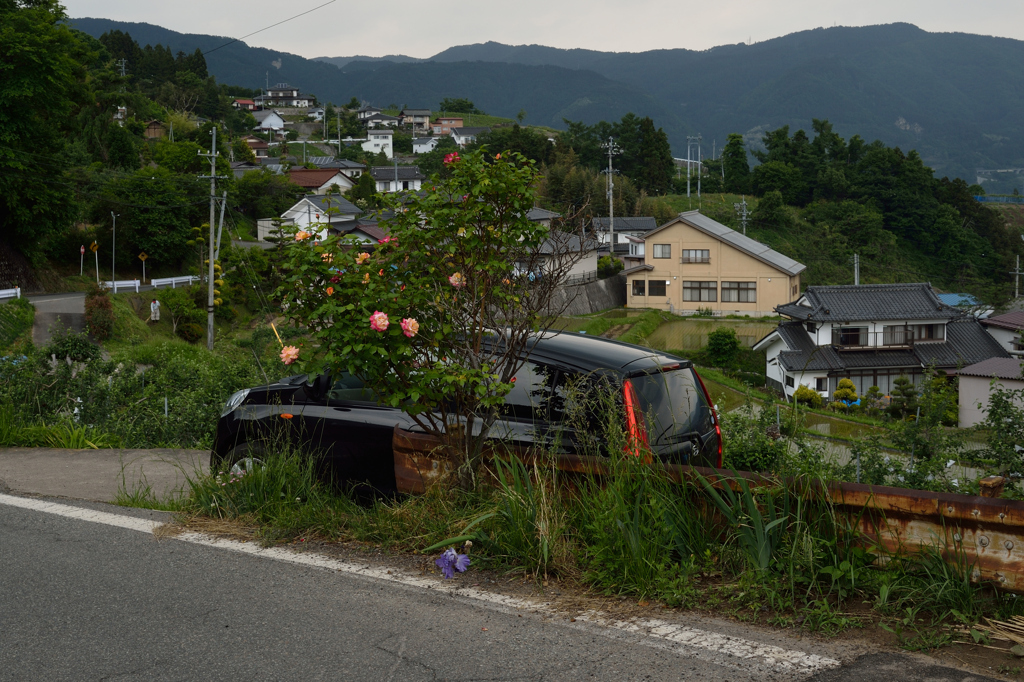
[448, 272, 465, 288]
[280, 346, 300, 365]
[369, 310, 389, 332]
[295, 231, 311, 241]
[400, 318, 419, 338]
[495, 153, 501, 159]
[444, 152, 461, 165]
[356, 252, 370, 265]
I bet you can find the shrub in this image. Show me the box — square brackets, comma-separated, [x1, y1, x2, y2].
[832, 378, 858, 406]
[177, 322, 204, 344]
[597, 255, 623, 279]
[793, 385, 823, 408]
[84, 286, 114, 341]
[42, 326, 100, 363]
[705, 327, 741, 368]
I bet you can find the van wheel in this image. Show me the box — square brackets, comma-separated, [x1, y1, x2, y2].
[215, 441, 267, 477]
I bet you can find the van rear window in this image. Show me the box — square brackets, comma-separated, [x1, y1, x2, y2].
[631, 368, 713, 444]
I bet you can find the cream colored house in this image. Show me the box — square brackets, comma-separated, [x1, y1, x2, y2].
[623, 211, 805, 316]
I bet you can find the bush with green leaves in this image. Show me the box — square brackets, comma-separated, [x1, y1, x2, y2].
[84, 285, 114, 341]
[705, 327, 741, 368]
[720, 395, 786, 473]
[793, 384, 823, 408]
[832, 378, 858, 405]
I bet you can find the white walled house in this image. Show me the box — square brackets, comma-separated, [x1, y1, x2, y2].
[958, 357, 1024, 427]
[451, 126, 490, 147]
[371, 166, 425, 193]
[981, 311, 1024, 356]
[360, 129, 393, 159]
[287, 169, 355, 195]
[256, 83, 314, 108]
[253, 110, 285, 132]
[591, 216, 658, 259]
[413, 137, 439, 154]
[356, 106, 382, 120]
[257, 194, 362, 241]
[753, 283, 1010, 401]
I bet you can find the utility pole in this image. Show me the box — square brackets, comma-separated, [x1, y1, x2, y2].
[110, 210, 117, 282]
[1013, 253, 1023, 298]
[601, 137, 621, 255]
[337, 112, 342, 156]
[854, 253, 860, 285]
[686, 134, 701, 203]
[734, 196, 749, 235]
[697, 137, 702, 202]
[215, 190, 227, 262]
[198, 127, 226, 350]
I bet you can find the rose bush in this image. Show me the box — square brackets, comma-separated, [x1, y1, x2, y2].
[275, 149, 583, 488]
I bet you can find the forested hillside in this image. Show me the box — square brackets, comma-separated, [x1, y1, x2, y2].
[72, 18, 1024, 190]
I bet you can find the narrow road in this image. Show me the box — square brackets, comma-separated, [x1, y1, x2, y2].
[0, 493, 996, 682]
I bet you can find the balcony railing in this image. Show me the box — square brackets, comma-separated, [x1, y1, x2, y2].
[830, 327, 944, 350]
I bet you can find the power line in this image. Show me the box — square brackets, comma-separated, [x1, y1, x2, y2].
[201, 0, 337, 56]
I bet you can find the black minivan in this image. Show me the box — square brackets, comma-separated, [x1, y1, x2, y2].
[213, 332, 721, 491]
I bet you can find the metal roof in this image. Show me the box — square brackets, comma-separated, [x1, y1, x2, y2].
[981, 311, 1024, 331]
[645, 211, 805, 277]
[776, 283, 957, 322]
[591, 217, 658, 232]
[527, 207, 561, 221]
[959, 357, 1024, 380]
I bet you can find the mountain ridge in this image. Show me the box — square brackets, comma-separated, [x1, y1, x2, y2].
[70, 18, 1024, 190]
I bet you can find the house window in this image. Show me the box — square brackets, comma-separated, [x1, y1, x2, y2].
[815, 377, 828, 392]
[652, 244, 671, 259]
[805, 322, 815, 334]
[648, 280, 667, 296]
[785, 376, 794, 388]
[402, 181, 409, 190]
[681, 249, 710, 263]
[909, 324, 944, 342]
[721, 281, 756, 303]
[631, 280, 645, 296]
[792, 284, 799, 296]
[683, 281, 716, 302]
[835, 326, 868, 346]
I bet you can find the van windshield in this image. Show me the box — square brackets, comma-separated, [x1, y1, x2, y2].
[630, 368, 713, 445]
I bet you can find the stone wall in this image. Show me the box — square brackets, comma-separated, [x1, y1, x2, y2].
[548, 274, 626, 316]
[0, 242, 39, 292]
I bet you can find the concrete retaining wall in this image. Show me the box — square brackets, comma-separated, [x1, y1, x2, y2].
[548, 274, 626, 316]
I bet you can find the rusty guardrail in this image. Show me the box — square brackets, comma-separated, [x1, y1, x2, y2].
[394, 427, 1024, 592]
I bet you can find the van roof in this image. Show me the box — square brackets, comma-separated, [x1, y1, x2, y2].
[525, 331, 688, 374]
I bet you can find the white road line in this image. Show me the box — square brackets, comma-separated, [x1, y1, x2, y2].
[0, 493, 840, 675]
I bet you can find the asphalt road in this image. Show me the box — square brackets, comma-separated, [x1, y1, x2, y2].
[0, 494, 998, 682]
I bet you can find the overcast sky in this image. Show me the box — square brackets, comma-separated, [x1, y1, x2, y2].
[63, 0, 1024, 59]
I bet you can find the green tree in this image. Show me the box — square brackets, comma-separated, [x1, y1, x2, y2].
[345, 170, 380, 209]
[438, 97, 483, 114]
[705, 327, 741, 368]
[234, 169, 304, 219]
[472, 124, 553, 165]
[750, 190, 790, 229]
[0, 0, 85, 255]
[832, 378, 858, 405]
[888, 375, 919, 419]
[721, 133, 750, 193]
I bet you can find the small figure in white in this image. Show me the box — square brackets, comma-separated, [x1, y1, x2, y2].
[149, 298, 160, 323]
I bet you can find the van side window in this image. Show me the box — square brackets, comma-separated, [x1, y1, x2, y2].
[501, 361, 554, 421]
[327, 371, 378, 403]
[549, 370, 614, 433]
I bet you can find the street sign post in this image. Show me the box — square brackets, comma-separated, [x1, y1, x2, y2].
[80, 245, 85, 276]
[138, 252, 148, 283]
[90, 241, 99, 283]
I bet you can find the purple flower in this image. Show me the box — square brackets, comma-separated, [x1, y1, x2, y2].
[435, 547, 470, 579]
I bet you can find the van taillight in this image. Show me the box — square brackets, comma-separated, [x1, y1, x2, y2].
[622, 379, 648, 457]
[693, 369, 723, 468]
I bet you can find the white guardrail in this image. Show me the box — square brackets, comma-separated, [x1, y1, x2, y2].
[150, 276, 199, 289]
[103, 280, 140, 293]
[0, 287, 21, 300]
